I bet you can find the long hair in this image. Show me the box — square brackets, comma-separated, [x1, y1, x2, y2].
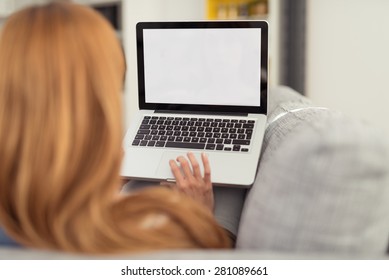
[0, 1, 231, 253]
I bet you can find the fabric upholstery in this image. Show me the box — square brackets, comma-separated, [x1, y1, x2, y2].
[237, 87, 389, 255]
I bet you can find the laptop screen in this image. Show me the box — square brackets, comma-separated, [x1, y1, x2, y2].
[136, 21, 268, 114]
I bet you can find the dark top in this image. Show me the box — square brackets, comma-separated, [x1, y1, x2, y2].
[0, 227, 20, 247]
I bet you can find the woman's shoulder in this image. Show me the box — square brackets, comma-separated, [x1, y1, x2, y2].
[0, 227, 20, 247]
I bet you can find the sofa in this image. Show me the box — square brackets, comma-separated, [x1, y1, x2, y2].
[1, 86, 388, 260]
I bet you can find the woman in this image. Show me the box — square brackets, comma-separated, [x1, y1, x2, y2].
[0, 1, 232, 253]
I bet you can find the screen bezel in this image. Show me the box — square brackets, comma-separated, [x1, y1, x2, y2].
[136, 21, 268, 114]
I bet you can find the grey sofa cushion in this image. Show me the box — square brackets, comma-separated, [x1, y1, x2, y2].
[237, 87, 389, 254]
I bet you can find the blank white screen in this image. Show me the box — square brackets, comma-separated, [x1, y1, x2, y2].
[143, 28, 261, 106]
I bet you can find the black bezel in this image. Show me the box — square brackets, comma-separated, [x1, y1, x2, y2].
[136, 21, 268, 114]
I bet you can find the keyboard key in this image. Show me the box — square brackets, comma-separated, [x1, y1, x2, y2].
[200, 138, 207, 143]
[238, 134, 245, 139]
[226, 123, 234, 128]
[144, 135, 152, 140]
[174, 117, 182, 120]
[168, 136, 175, 141]
[140, 140, 148, 146]
[216, 144, 224, 150]
[189, 132, 197, 137]
[159, 117, 166, 120]
[173, 131, 181, 136]
[239, 120, 247, 123]
[182, 132, 189, 137]
[208, 138, 216, 144]
[230, 134, 237, 139]
[139, 124, 150, 129]
[190, 118, 198, 121]
[233, 145, 241, 151]
[184, 137, 191, 142]
[160, 136, 167, 141]
[224, 147, 232, 151]
[216, 139, 223, 144]
[232, 139, 251, 145]
[221, 128, 228, 133]
[189, 127, 196, 132]
[132, 140, 140, 146]
[237, 128, 245, 134]
[241, 148, 249, 152]
[166, 142, 205, 149]
[206, 144, 216, 150]
[224, 139, 232, 144]
[144, 116, 151, 120]
[176, 136, 183, 142]
[151, 116, 158, 120]
[135, 134, 144, 140]
[141, 119, 149, 124]
[152, 136, 159, 141]
[243, 123, 255, 129]
[197, 132, 205, 137]
[156, 141, 166, 147]
[191, 137, 199, 143]
[150, 130, 158, 135]
[166, 131, 173, 136]
[214, 133, 221, 138]
[223, 119, 230, 122]
[183, 117, 190, 121]
[248, 120, 255, 124]
[149, 120, 156, 124]
[234, 123, 242, 128]
[147, 141, 156, 147]
[137, 129, 150, 135]
[199, 118, 206, 122]
[222, 133, 229, 138]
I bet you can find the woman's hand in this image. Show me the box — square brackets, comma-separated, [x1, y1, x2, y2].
[168, 152, 214, 212]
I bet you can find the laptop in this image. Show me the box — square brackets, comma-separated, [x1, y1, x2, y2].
[121, 21, 268, 187]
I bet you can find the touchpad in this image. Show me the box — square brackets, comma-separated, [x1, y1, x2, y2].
[156, 151, 205, 180]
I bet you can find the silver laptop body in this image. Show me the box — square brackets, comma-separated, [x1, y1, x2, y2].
[121, 21, 268, 187]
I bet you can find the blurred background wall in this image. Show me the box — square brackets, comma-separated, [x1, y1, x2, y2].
[0, 0, 388, 137]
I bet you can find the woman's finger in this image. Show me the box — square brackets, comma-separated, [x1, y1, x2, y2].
[187, 152, 202, 179]
[201, 153, 211, 183]
[169, 159, 184, 185]
[176, 156, 194, 180]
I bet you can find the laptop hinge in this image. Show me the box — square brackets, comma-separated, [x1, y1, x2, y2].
[154, 110, 248, 117]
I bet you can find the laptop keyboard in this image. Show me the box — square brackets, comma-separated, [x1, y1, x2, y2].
[131, 116, 256, 152]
